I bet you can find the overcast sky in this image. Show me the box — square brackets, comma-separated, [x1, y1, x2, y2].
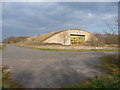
[2, 2, 118, 39]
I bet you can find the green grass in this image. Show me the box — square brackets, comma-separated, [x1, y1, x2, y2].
[60, 55, 120, 88]
[27, 46, 119, 52]
[38, 48, 119, 51]
[39, 48, 119, 52]
[61, 74, 120, 88]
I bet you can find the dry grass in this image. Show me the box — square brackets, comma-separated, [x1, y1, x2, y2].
[0, 43, 6, 49]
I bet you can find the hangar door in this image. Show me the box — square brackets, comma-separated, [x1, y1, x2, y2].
[70, 34, 85, 45]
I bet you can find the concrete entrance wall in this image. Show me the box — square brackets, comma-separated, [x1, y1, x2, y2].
[44, 29, 97, 45]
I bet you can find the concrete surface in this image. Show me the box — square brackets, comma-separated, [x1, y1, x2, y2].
[2, 44, 117, 88]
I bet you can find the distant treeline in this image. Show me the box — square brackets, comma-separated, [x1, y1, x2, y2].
[89, 33, 119, 46]
[3, 36, 29, 44]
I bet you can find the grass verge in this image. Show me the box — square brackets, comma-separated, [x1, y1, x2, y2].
[1, 65, 25, 88]
[15, 45, 119, 52]
[60, 55, 120, 88]
[36, 48, 119, 52]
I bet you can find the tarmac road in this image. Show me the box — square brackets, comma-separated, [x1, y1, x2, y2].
[2, 44, 117, 88]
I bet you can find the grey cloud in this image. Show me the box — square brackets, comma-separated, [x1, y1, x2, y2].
[2, 2, 118, 39]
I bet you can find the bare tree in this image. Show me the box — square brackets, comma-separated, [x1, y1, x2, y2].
[104, 17, 120, 66]
[103, 17, 118, 46]
[93, 33, 105, 46]
[60, 31, 69, 45]
[88, 35, 99, 47]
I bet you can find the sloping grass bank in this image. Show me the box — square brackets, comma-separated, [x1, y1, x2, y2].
[60, 55, 120, 88]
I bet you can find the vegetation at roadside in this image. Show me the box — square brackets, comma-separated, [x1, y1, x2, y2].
[37, 48, 119, 52]
[25, 46, 119, 52]
[0, 44, 6, 50]
[1, 65, 25, 88]
[60, 54, 120, 88]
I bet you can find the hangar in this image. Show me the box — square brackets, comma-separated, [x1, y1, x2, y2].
[25, 29, 97, 45]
